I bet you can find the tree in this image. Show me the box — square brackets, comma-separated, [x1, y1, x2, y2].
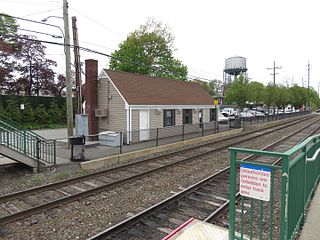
[109, 18, 188, 80]
[0, 14, 19, 89]
[5, 96, 21, 122]
[9, 35, 57, 96]
[224, 74, 250, 109]
[274, 85, 290, 113]
[48, 99, 63, 124]
[192, 79, 216, 97]
[263, 83, 277, 110]
[248, 81, 265, 105]
[289, 85, 307, 110]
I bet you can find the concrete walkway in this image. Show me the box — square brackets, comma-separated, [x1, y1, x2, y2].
[300, 183, 320, 240]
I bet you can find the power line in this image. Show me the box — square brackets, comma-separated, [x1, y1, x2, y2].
[18, 27, 62, 38]
[22, 7, 62, 17]
[4, 34, 215, 82]
[0, 0, 59, 6]
[69, 6, 124, 38]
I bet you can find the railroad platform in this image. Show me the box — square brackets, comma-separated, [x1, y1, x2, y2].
[163, 218, 228, 240]
[299, 183, 320, 240]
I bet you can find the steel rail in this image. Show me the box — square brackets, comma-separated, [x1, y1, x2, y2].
[0, 115, 313, 202]
[87, 118, 320, 239]
[0, 115, 316, 226]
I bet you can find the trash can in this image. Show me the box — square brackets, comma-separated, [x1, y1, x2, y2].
[99, 131, 122, 147]
[69, 135, 86, 161]
[229, 118, 241, 128]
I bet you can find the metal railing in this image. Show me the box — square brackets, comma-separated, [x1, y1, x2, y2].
[0, 114, 56, 166]
[229, 134, 320, 240]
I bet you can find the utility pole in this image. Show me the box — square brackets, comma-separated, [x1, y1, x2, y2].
[267, 61, 282, 86]
[63, 0, 74, 140]
[267, 61, 281, 114]
[307, 61, 311, 110]
[72, 16, 82, 114]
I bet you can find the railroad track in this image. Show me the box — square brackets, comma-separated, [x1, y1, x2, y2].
[87, 117, 320, 240]
[0, 114, 316, 226]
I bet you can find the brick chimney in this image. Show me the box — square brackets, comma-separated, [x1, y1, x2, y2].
[85, 59, 98, 140]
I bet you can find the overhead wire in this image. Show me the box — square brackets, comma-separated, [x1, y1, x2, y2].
[18, 28, 62, 38]
[0, 0, 59, 6]
[69, 6, 124, 38]
[22, 7, 62, 17]
[1, 13, 220, 81]
[4, 33, 221, 82]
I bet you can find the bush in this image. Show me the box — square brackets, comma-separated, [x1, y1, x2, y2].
[34, 104, 49, 124]
[48, 99, 63, 124]
[20, 97, 34, 124]
[5, 96, 21, 122]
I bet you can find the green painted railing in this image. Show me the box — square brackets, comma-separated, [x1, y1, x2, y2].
[229, 134, 320, 240]
[0, 115, 56, 166]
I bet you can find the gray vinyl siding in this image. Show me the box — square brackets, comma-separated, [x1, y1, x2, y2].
[98, 78, 126, 132]
[150, 109, 163, 129]
[97, 78, 108, 131]
[132, 109, 139, 131]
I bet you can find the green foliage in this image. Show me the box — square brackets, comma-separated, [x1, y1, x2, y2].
[0, 95, 68, 129]
[289, 85, 307, 109]
[109, 18, 188, 80]
[34, 104, 49, 124]
[309, 88, 320, 110]
[248, 81, 265, 104]
[20, 97, 34, 123]
[53, 172, 70, 181]
[48, 99, 63, 124]
[5, 96, 21, 122]
[275, 85, 290, 111]
[224, 74, 249, 109]
[201, 81, 216, 97]
[0, 101, 4, 115]
[0, 14, 18, 44]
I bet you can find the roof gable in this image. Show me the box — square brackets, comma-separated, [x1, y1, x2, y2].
[103, 70, 213, 106]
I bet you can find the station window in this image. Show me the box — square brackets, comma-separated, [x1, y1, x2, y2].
[183, 109, 192, 124]
[210, 109, 216, 122]
[163, 110, 175, 127]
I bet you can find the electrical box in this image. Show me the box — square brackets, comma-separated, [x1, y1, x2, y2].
[75, 114, 88, 137]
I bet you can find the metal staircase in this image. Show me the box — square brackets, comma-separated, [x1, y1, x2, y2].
[0, 115, 56, 170]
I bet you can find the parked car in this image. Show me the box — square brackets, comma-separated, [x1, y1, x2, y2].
[239, 111, 254, 118]
[221, 108, 236, 117]
[249, 110, 265, 117]
[218, 111, 229, 123]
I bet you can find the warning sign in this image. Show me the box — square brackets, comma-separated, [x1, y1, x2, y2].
[240, 164, 271, 201]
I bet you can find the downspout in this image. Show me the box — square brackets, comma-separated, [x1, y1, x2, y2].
[129, 107, 132, 142]
[107, 79, 110, 124]
[126, 107, 130, 144]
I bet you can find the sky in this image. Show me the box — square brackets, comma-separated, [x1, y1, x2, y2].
[1, 0, 319, 91]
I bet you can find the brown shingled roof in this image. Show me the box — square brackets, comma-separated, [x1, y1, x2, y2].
[104, 70, 214, 106]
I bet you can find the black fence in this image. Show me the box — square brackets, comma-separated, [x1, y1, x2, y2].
[80, 110, 310, 160]
[116, 111, 310, 155]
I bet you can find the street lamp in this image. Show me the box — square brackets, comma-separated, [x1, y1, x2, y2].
[41, 16, 63, 22]
[42, 1, 74, 141]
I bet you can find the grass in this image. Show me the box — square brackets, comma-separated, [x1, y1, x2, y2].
[32, 175, 44, 185]
[53, 172, 70, 181]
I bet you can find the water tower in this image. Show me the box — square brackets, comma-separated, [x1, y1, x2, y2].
[224, 56, 247, 85]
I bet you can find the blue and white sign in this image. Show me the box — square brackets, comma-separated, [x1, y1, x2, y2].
[240, 164, 271, 201]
